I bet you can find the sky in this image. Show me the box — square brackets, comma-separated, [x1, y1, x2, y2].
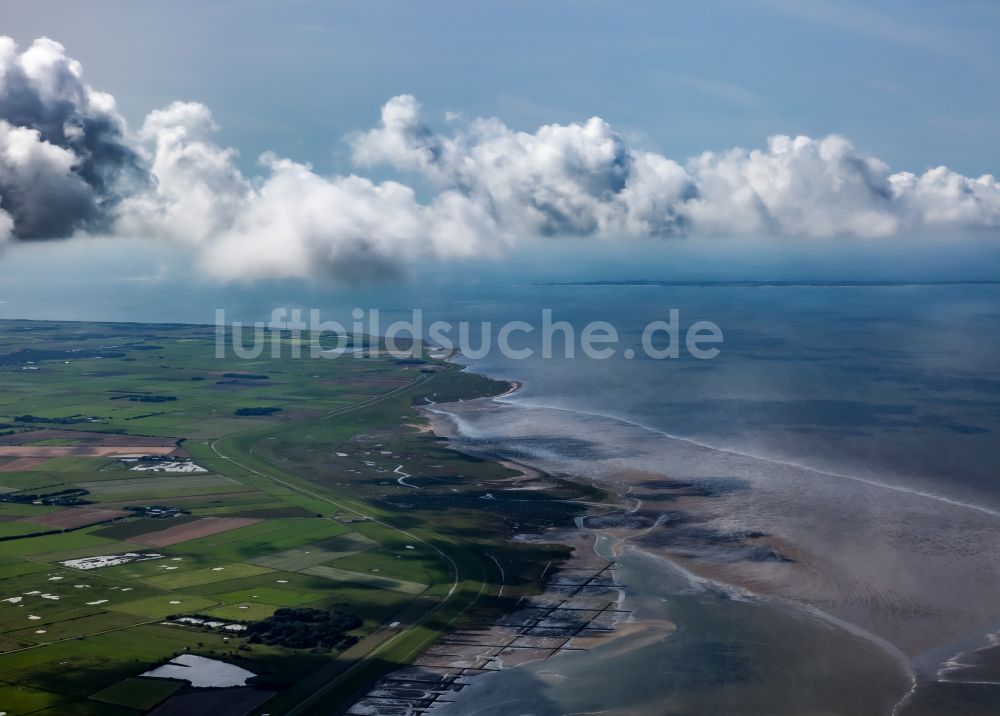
[5, 0, 1000, 175]
[1, 0, 999, 320]
[2, 0, 1000, 175]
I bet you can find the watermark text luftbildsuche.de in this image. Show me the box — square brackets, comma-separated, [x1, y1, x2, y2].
[215, 308, 723, 361]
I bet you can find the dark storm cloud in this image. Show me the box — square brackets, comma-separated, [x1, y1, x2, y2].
[0, 37, 147, 239]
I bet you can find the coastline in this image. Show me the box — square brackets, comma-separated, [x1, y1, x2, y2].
[343, 376, 639, 715]
[423, 378, 911, 715]
[349, 356, 1000, 714]
[410, 366, 1000, 715]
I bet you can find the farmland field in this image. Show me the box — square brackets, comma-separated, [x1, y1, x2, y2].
[0, 320, 600, 714]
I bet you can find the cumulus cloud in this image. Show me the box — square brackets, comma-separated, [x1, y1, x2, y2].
[198, 158, 507, 283]
[116, 100, 508, 282]
[0, 119, 94, 239]
[0, 37, 145, 238]
[116, 101, 251, 245]
[0, 205, 12, 243]
[1, 36, 999, 283]
[352, 96, 653, 236]
[352, 95, 1000, 242]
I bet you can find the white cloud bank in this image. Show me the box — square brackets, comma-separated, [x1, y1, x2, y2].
[116, 100, 507, 282]
[353, 94, 1000, 242]
[1, 37, 998, 281]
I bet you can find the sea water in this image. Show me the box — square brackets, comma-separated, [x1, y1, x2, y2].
[424, 282, 1000, 714]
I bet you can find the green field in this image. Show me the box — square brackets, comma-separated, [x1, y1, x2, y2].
[91, 677, 182, 710]
[0, 320, 601, 714]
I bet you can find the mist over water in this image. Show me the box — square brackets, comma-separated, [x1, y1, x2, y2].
[457, 283, 1000, 508]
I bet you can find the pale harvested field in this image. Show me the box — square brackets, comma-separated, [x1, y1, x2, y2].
[27, 507, 130, 529]
[135, 517, 260, 547]
[0, 446, 178, 457]
[0, 457, 46, 471]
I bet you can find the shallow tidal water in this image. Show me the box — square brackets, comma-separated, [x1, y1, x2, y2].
[434, 538, 911, 716]
[424, 283, 1000, 714]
